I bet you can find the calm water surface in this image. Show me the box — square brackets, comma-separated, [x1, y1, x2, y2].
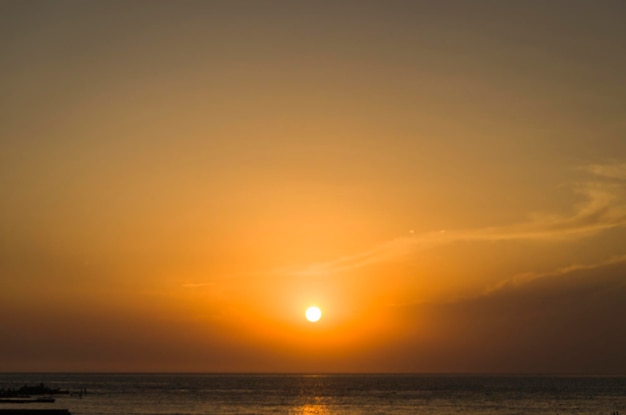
[0, 373, 624, 415]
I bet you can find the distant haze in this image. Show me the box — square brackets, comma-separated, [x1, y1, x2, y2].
[1, 0, 626, 373]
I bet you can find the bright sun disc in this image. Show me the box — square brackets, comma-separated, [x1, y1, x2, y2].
[305, 306, 322, 322]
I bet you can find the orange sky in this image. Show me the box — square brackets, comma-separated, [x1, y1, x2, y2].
[1, 1, 626, 373]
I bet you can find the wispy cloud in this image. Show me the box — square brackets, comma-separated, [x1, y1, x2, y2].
[486, 254, 626, 293]
[182, 282, 217, 288]
[584, 162, 626, 180]
[291, 163, 626, 277]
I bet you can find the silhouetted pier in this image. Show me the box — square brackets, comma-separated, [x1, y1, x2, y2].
[0, 410, 71, 415]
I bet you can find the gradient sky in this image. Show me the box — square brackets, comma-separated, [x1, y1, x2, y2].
[1, 0, 626, 373]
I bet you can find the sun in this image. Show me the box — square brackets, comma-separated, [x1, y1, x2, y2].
[305, 306, 322, 322]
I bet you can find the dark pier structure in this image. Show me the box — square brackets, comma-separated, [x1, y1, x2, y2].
[0, 383, 74, 415]
[0, 410, 71, 415]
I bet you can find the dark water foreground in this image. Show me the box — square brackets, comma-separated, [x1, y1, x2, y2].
[0, 373, 624, 415]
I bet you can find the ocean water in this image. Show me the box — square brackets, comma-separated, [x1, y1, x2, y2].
[0, 373, 624, 415]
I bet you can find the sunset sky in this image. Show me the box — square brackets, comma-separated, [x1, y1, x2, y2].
[1, 1, 626, 373]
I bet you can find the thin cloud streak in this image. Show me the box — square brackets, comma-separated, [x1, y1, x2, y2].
[585, 163, 626, 180]
[182, 282, 217, 288]
[292, 163, 626, 277]
[486, 254, 626, 294]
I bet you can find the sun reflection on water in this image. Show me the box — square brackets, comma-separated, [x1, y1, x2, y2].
[290, 403, 333, 415]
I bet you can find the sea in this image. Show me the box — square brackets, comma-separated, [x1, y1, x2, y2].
[0, 373, 624, 415]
